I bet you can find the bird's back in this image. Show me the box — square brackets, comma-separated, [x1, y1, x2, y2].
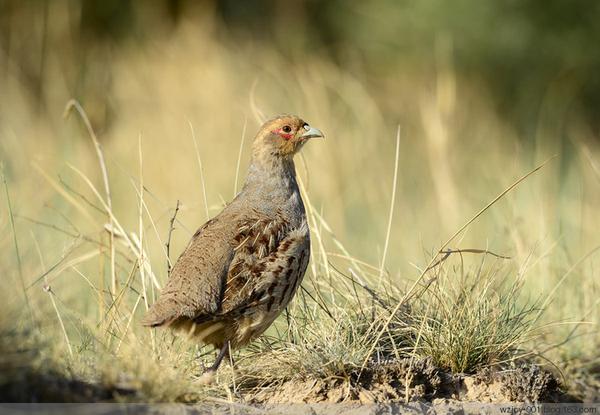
[140, 205, 239, 327]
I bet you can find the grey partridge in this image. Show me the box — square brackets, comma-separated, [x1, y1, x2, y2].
[142, 115, 323, 381]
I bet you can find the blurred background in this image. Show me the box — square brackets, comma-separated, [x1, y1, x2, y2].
[3, 0, 600, 262]
[3, 0, 600, 130]
[1, 0, 600, 390]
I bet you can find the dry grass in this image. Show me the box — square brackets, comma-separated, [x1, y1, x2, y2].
[1, 15, 599, 402]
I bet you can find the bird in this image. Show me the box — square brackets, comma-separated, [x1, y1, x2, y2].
[141, 114, 323, 383]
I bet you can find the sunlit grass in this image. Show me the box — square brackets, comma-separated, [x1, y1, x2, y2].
[0, 19, 599, 402]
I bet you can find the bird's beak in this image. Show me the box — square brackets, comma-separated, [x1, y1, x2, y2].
[300, 126, 324, 140]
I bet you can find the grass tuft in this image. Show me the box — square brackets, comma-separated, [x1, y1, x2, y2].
[405, 259, 541, 373]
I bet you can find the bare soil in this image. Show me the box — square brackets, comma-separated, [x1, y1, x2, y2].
[244, 358, 576, 405]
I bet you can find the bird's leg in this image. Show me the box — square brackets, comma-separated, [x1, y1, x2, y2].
[209, 341, 230, 372]
[197, 341, 230, 385]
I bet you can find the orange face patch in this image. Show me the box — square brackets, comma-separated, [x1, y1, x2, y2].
[271, 128, 294, 140]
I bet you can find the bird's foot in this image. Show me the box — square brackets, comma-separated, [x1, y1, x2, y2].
[197, 369, 216, 385]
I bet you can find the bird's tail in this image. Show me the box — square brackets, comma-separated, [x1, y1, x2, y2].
[140, 299, 179, 327]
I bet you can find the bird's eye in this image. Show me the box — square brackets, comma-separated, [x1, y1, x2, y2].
[303, 124, 310, 131]
[282, 125, 292, 133]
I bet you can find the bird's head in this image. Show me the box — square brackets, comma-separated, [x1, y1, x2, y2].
[252, 115, 324, 161]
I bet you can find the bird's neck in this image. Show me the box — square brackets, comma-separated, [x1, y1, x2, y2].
[239, 151, 305, 222]
[244, 153, 298, 194]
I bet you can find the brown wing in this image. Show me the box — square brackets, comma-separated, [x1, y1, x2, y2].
[221, 221, 310, 318]
[219, 214, 293, 314]
[141, 214, 235, 327]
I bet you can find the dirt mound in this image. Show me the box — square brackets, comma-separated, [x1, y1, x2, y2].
[245, 358, 569, 404]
